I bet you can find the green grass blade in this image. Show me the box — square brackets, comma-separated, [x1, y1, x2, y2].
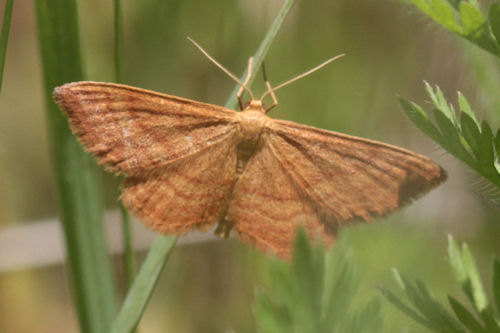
[399, 97, 442, 141]
[224, 0, 296, 109]
[461, 243, 488, 312]
[0, 0, 14, 94]
[113, 0, 136, 293]
[110, 236, 176, 333]
[448, 296, 486, 332]
[378, 286, 432, 329]
[35, 0, 116, 332]
[114, 0, 123, 83]
[120, 204, 136, 289]
[448, 235, 467, 284]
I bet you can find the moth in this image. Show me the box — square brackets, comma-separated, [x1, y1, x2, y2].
[53, 39, 446, 259]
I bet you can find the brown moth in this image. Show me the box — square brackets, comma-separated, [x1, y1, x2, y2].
[53, 39, 446, 259]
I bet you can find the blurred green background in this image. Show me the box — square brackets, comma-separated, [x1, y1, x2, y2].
[1, 0, 499, 332]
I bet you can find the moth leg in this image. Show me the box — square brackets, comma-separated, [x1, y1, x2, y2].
[262, 62, 278, 113]
[214, 216, 234, 238]
[238, 56, 254, 110]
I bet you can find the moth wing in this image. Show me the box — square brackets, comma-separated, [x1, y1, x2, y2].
[227, 137, 332, 259]
[53, 81, 238, 175]
[121, 131, 238, 233]
[267, 119, 447, 224]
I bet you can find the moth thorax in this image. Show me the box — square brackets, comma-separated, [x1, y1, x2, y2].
[236, 109, 269, 144]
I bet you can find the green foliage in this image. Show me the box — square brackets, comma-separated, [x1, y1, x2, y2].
[110, 236, 176, 333]
[410, 0, 500, 55]
[380, 236, 500, 333]
[400, 83, 500, 190]
[253, 229, 384, 333]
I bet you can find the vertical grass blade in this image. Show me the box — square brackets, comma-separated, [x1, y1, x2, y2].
[120, 204, 136, 289]
[110, 236, 177, 333]
[35, 1, 116, 332]
[0, 0, 14, 94]
[225, 0, 296, 109]
[114, 0, 123, 83]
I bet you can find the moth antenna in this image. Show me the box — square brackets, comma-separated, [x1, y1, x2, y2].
[260, 54, 345, 101]
[237, 57, 254, 110]
[187, 37, 255, 100]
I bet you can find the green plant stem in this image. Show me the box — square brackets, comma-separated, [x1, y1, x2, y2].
[0, 0, 14, 94]
[110, 236, 177, 333]
[35, 1, 116, 332]
[225, 0, 296, 109]
[114, 0, 123, 83]
[120, 203, 136, 289]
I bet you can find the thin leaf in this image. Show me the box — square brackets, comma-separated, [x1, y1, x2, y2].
[460, 112, 481, 157]
[0, 0, 13, 94]
[412, 0, 463, 33]
[460, 2, 485, 33]
[110, 236, 176, 333]
[458, 92, 479, 126]
[494, 258, 500, 314]
[477, 121, 496, 171]
[253, 288, 292, 333]
[448, 235, 467, 284]
[495, 129, 500, 165]
[462, 243, 488, 312]
[478, 308, 500, 333]
[114, 0, 123, 83]
[448, 296, 486, 332]
[120, 204, 136, 291]
[433, 108, 473, 163]
[399, 97, 442, 141]
[489, 4, 500, 48]
[290, 228, 321, 332]
[322, 261, 356, 328]
[225, 0, 295, 109]
[378, 286, 432, 329]
[412, 280, 465, 333]
[426, 82, 457, 124]
[390, 268, 466, 333]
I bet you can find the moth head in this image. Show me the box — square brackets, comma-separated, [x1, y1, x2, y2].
[243, 99, 265, 112]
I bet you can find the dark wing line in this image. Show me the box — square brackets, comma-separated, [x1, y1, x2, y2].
[55, 81, 237, 117]
[101, 126, 239, 174]
[121, 130, 239, 234]
[274, 130, 402, 189]
[267, 119, 447, 222]
[274, 119, 435, 161]
[228, 137, 331, 259]
[53, 81, 241, 175]
[265, 132, 346, 224]
[273, 119, 446, 184]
